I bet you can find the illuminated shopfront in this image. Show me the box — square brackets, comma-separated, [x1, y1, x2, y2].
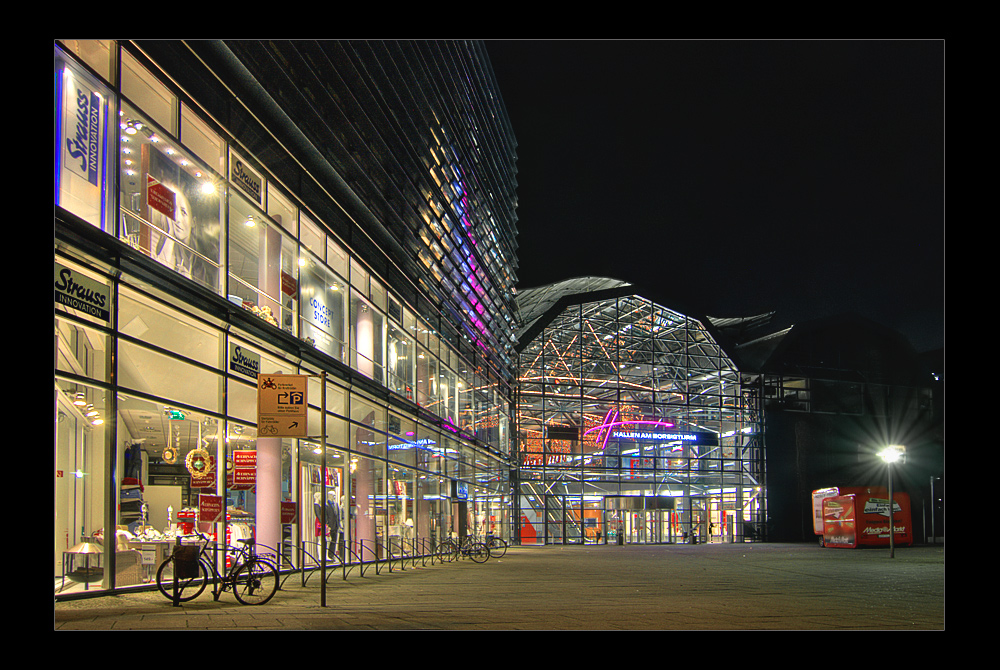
[54, 40, 517, 597]
[515, 278, 764, 545]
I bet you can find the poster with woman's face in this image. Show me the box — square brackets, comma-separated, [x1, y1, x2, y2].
[145, 143, 221, 290]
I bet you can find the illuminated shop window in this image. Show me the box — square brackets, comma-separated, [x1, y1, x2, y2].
[55, 46, 113, 231]
[299, 254, 347, 361]
[227, 193, 298, 333]
[118, 103, 223, 294]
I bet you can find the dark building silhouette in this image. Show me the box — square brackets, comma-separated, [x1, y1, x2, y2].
[726, 313, 942, 542]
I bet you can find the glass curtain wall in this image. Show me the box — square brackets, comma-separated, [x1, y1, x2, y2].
[54, 40, 511, 597]
[516, 293, 762, 545]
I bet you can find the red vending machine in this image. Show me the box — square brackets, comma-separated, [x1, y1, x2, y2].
[821, 490, 913, 548]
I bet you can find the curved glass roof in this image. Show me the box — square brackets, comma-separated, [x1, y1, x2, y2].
[516, 276, 632, 343]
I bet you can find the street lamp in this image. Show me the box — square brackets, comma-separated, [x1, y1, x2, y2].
[879, 445, 906, 558]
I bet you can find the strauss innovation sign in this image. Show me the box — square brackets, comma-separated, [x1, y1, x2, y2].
[54, 263, 110, 322]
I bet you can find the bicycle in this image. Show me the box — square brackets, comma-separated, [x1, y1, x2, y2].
[436, 535, 490, 563]
[155, 532, 279, 605]
[485, 534, 508, 558]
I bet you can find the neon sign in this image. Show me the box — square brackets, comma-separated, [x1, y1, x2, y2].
[611, 430, 698, 441]
[584, 408, 714, 446]
[583, 408, 677, 449]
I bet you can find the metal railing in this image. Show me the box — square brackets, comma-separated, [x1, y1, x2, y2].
[253, 535, 484, 588]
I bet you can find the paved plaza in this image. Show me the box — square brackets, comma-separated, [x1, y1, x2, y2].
[54, 542, 945, 630]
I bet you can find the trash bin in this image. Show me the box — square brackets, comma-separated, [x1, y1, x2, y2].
[617, 532, 624, 546]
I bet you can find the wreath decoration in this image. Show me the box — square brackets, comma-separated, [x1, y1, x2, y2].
[185, 447, 212, 476]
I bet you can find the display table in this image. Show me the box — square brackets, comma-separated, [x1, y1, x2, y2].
[128, 540, 172, 580]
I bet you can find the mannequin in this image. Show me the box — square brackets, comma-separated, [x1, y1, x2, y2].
[314, 491, 341, 559]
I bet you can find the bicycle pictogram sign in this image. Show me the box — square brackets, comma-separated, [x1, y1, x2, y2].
[257, 374, 308, 437]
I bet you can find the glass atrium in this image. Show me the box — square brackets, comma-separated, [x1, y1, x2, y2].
[515, 278, 764, 545]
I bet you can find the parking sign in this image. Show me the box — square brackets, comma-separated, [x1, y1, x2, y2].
[257, 373, 308, 437]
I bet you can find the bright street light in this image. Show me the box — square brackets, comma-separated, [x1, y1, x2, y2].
[878, 445, 906, 558]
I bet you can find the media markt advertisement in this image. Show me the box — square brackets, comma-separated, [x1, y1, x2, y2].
[822, 496, 856, 548]
[822, 491, 913, 548]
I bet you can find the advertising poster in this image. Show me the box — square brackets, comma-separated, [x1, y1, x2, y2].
[57, 56, 110, 230]
[142, 144, 221, 287]
[823, 492, 913, 548]
[822, 495, 857, 548]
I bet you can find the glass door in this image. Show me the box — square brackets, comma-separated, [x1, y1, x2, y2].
[691, 497, 707, 543]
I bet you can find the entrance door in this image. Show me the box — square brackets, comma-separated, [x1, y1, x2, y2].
[618, 510, 674, 544]
[691, 497, 708, 543]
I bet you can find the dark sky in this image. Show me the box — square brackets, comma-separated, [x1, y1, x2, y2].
[485, 40, 944, 353]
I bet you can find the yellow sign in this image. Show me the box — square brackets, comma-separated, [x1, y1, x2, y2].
[257, 374, 308, 437]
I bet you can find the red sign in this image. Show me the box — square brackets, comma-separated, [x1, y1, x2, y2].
[147, 176, 176, 219]
[281, 501, 297, 525]
[191, 471, 216, 489]
[233, 468, 256, 486]
[823, 492, 913, 548]
[199, 494, 224, 523]
[281, 271, 298, 296]
[233, 450, 257, 468]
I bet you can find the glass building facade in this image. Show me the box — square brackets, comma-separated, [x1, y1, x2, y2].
[54, 40, 518, 597]
[514, 279, 764, 545]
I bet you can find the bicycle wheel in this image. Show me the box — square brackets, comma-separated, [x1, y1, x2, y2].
[436, 540, 459, 563]
[487, 537, 508, 557]
[467, 542, 491, 563]
[155, 556, 209, 602]
[232, 558, 278, 605]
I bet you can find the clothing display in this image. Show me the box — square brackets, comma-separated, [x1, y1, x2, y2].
[119, 480, 144, 533]
[123, 442, 144, 482]
[313, 491, 341, 538]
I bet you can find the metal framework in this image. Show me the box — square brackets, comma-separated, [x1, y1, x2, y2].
[514, 279, 764, 544]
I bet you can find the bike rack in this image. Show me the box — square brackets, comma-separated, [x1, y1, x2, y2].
[205, 534, 499, 605]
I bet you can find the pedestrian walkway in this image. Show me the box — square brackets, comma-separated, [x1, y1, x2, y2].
[53, 542, 945, 630]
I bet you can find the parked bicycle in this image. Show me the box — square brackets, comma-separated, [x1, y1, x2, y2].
[155, 532, 279, 605]
[485, 534, 508, 558]
[436, 535, 490, 563]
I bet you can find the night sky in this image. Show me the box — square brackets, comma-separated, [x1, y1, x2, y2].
[485, 40, 944, 353]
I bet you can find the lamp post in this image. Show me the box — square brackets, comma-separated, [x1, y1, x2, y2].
[879, 445, 906, 558]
